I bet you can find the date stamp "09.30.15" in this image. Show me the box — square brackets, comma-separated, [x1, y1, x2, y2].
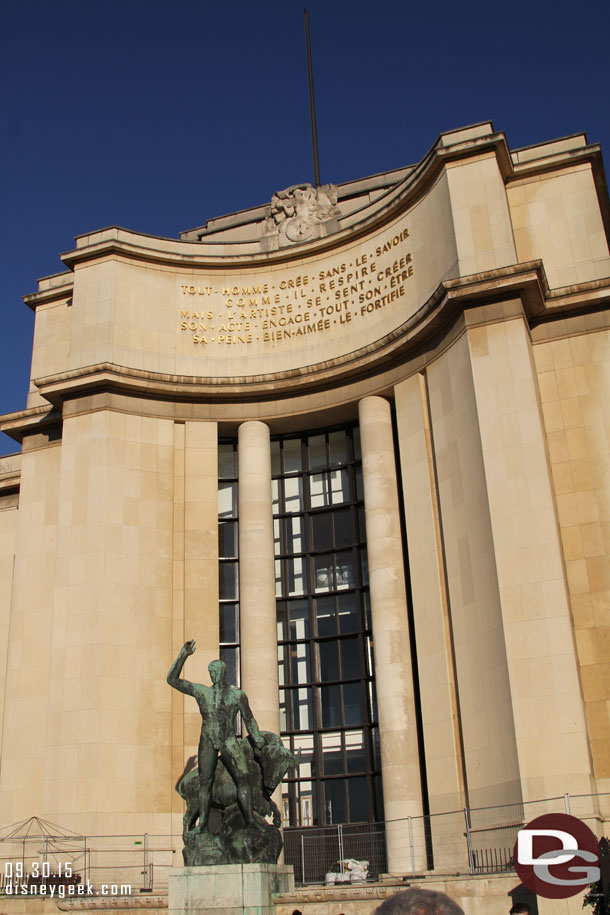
[2, 861, 132, 898]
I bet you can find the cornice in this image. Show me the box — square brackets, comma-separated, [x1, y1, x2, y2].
[58, 133, 513, 273]
[55, 896, 166, 910]
[0, 404, 59, 443]
[0, 470, 20, 493]
[23, 273, 74, 311]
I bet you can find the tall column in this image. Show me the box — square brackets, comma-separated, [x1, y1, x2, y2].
[238, 421, 279, 735]
[359, 396, 424, 874]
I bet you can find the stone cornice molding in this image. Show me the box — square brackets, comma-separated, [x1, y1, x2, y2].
[58, 132, 604, 275]
[274, 884, 400, 903]
[55, 896, 166, 910]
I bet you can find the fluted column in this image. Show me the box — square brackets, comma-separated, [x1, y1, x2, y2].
[359, 396, 424, 874]
[238, 421, 280, 735]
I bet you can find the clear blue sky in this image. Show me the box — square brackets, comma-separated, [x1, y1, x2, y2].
[1, 0, 609, 455]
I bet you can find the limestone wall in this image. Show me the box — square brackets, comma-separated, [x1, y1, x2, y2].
[534, 326, 610, 785]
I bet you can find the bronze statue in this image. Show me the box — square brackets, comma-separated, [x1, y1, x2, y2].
[167, 641, 298, 865]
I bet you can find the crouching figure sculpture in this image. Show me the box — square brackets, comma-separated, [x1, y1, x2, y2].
[168, 641, 299, 865]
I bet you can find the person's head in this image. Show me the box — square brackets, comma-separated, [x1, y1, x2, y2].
[509, 905, 531, 914]
[208, 659, 227, 684]
[374, 888, 465, 915]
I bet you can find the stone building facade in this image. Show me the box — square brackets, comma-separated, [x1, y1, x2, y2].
[1, 121, 610, 880]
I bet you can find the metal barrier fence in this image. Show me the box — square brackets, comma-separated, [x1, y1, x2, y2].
[0, 830, 175, 896]
[284, 822, 387, 885]
[1, 793, 610, 890]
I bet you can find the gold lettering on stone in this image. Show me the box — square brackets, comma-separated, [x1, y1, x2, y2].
[176, 223, 415, 346]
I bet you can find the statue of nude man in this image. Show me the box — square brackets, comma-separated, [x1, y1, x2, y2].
[167, 640, 266, 832]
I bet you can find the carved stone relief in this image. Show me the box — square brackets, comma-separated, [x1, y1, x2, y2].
[262, 183, 340, 248]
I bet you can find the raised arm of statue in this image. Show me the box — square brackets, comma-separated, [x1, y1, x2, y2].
[240, 691, 265, 749]
[167, 640, 196, 695]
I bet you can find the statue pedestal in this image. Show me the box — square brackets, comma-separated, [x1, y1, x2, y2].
[168, 863, 294, 915]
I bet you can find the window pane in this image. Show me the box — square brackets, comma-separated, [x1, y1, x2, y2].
[324, 778, 346, 824]
[345, 730, 367, 772]
[365, 635, 375, 678]
[321, 731, 343, 775]
[341, 637, 361, 680]
[284, 515, 304, 554]
[273, 517, 281, 556]
[275, 559, 282, 597]
[219, 520, 237, 558]
[276, 602, 286, 641]
[271, 440, 281, 476]
[272, 478, 280, 512]
[348, 776, 369, 822]
[343, 682, 364, 725]
[283, 438, 302, 474]
[361, 548, 369, 586]
[292, 733, 315, 779]
[278, 644, 286, 686]
[220, 646, 238, 686]
[290, 687, 313, 730]
[355, 465, 364, 500]
[335, 552, 355, 589]
[330, 468, 349, 504]
[286, 556, 306, 595]
[363, 591, 371, 629]
[375, 774, 384, 821]
[321, 684, 341, 727]
[220, 603, 238, 643]
[314, 555, 332, 592]
[219, 561, 238, 600]
[328, 430, 348, 465]
[312, 512, 333, 552]
[337, 593, 358, 634]
[319, 640, 339, 682]
[308, 434, 326, 469]
[279, 689, 287, 731]
[284, 476, 303, 513]
[334, 509, 355, 548]
[370, 676, 378, 723]
[290, 642, 311, 684]
[218, 482, 236, 518]
[218, 443, 236, 478]
[358, 506, 367, 541]
[294, 780, 316, 826]
[372, 727, 381, 769]
[310, 473, 329, 508]
[353, 427, 361, 460]
[315, 596, 335, 637]
[288, 600, 309, 640]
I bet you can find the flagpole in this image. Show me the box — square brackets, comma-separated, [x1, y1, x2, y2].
[303, 7, 321, 188]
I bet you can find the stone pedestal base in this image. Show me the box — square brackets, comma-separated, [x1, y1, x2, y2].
[169, 863, 294, 915]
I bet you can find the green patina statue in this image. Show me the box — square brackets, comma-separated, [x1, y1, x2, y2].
[167, 640, 298, 866]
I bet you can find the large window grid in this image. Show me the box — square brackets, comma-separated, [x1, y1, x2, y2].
[273, 428, 382, 828]
[218, 442, 239, 686]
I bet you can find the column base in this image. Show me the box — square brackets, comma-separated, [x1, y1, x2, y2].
[168, 863, 294, 915]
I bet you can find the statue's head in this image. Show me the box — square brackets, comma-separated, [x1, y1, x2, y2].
[208, 659, 227, 685]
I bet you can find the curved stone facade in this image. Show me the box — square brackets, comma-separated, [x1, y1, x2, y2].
[1, 122, 610, 879]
